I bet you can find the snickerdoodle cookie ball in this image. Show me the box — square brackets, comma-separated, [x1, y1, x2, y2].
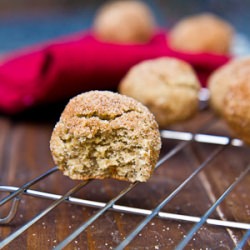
[208, 57, 250, 115]
[208, 57, 250, 144]
[93, 0, 156, 43]
[50, 91, 161, 182]
[119, 57, 201, 127]
[168, 13, 234, 54]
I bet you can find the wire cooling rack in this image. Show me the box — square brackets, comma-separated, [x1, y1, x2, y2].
[0, 87, 250, 250]
[0, 122, 250, 249]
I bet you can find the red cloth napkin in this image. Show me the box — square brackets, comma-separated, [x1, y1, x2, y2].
[0, 32, 230, 114]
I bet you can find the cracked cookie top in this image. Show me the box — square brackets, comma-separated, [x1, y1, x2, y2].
[58, 91, 159, 137]
[118, 57, 201, 127]
[50, 91, 161, 182]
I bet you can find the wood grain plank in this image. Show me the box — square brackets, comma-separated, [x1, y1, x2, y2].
[0, 111, 250, 249]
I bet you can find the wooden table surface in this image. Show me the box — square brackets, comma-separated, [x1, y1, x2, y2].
[0, 106, 249, 250]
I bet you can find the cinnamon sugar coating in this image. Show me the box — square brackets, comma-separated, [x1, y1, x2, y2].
[119, 57, 201, 127]
[209, 57, 250, 144]
[50, 91, 161, 182]
[208, 57, 250, 115]
[169, 13, 234, 54]
[93, 0, 156, 43]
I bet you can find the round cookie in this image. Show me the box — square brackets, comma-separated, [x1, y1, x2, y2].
[50, 91, 161, 182]
[223, 82, 250, 145]
[93, 0, 156, 44]
[118, 57, 201, 127]
[208, 57, 250, 115]
[208, 57, 250, 144]
[168, 13, 234, 54]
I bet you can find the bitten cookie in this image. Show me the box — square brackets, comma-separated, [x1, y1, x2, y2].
[168, 13, 234, 54]
[119, 57, 201, 127]
[93, 0, 156, 43]
[50, 91, 161, 182]
[208, 57, 250, 144]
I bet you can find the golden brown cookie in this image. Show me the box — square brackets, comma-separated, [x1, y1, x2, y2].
[223, 82, 250, 144]
[50, 91, 161, 182]
[93, 0, 156, 43]
[208, 57, 250, 144]
[119, 57, 201, 127]
[208, 57, 250, 115]
[168, 13, 234, 54]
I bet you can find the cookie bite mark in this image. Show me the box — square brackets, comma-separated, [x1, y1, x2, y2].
[50, 91, 161, 182]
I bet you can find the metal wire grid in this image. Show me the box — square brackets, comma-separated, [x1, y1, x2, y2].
[0, 129, 250, 249]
